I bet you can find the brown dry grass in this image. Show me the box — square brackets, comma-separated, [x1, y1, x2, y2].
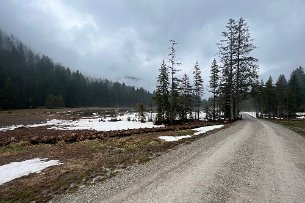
[0, 128, 207, 202]
[0, 108, 228, 202]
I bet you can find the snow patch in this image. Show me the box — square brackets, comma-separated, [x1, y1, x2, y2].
[192, 125, 225, 135]
[159, 135, 192, 142]
[296, 112, 305, 119]
[159, 124, 224, 142]
[0, 124, 23, 132]
[0, 113, 163, 132]
[0, 158, 62, 185]
[47, 118, 163, 131]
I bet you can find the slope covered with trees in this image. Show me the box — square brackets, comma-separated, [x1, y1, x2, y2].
[0, 30, 152, 109]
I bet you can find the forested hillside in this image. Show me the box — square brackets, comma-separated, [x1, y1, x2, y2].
[0, 30, 152, 109]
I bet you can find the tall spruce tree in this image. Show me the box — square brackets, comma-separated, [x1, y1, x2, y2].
[251, 79, 265, 117]
[193, 61, 204, 120]
[264, 76, 276, 117]
[275, 74, 288, 118]
[209, 58, 220, 120]
[293, 66, 305, 111]
[154, 60, 170, 121]
[218, 18, 258, 121]
[178, 74, 192, 120]
[218, 18, 237, 121]
[235, 18, 258, 117]
[168, 40, 180, 123]
[288, 71, 302, 115]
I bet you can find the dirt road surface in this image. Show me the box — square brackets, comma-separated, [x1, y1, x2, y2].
[54, 114, 305, 203]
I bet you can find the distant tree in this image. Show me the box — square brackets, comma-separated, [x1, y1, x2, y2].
[275, 74, 288, 118]
[288, 72, 302, 116]
[168, 40, 180, 123]
[293, 66, 305, 111]
[193, 61, 204, 120]
[209, 59, 220, 120]
[136, 103, 146, 122]
[154, 60, 170, 122]
[178, 73, 192, 120]
[264, 76, 276, 117]
[252, 79, 265, 117]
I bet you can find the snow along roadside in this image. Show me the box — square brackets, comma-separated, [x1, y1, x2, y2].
[159, 124, 224, 141]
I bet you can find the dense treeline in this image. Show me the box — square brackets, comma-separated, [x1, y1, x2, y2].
[0, 30, 152, 109]
[251, 66, 305, 117]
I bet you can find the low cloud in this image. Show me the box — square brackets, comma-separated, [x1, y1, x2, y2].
[0, 0, 304, 92]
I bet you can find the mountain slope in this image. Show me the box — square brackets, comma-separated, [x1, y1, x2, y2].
[0, 30, 152, 109]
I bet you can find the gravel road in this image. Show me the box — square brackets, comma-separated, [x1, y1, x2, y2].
[53, 114, 305, 203]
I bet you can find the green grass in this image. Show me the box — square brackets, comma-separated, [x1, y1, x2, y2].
[271, 119, 305, 137]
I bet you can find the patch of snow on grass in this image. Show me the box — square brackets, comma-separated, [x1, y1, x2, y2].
[0, 158, 62, 185]
[47, 118, 163, 131]
[159, 124, 224, 142]
[192, 125, 224, 136]
[0, 115, 164, 132]
[159, 135, 192, 142]
[0, 124, 24, 132]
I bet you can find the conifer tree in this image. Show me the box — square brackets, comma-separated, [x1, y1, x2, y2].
[275, 74, 288, 118]
[168, 40, 180, 123]
[288, 72, 302, 115]
[218, 18, 258, 121]
[154, 60, 170, 121]
[218, 18, 236, 121]
[178, 74, 192, 120]
[293, 66, 305, 111]
[264, 76, 276, 117]
[251, 79, 264, 117]
[193, 61, 204, 120]
[209, 58, 220, 120]
[235, 17, 258, 117]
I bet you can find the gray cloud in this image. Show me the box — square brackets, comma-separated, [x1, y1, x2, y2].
[124, 76, 141, 82]
[0, 0, 304, 92]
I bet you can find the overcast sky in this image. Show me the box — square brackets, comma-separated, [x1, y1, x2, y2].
[0, 0, 304, 93]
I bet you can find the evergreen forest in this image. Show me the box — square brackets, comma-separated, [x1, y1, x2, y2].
[0, 29, 152, 109]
